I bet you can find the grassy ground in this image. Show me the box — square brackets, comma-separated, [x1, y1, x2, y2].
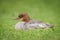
[0, 0, 60, 40]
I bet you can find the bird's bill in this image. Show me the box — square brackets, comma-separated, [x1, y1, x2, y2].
[15, 18, 23, 20]
[15, 18, 20, 20]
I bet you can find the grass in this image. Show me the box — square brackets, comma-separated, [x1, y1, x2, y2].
[0, 0, 60, 40]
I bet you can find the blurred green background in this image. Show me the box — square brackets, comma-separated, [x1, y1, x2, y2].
[0, 0, 60, 40]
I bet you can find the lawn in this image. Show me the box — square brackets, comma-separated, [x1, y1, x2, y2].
[0, 0, 60, 40]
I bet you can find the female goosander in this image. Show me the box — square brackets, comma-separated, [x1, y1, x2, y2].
[15, 13, 53, 30]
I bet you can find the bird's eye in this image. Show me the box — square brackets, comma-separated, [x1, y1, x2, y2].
[18, 15, 24, 18]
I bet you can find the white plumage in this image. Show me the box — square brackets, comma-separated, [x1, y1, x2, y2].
[15, 20, 53, 30]
[15, 22, 25, 30]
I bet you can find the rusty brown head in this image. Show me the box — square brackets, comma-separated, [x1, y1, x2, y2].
[15, 13, 31, 22]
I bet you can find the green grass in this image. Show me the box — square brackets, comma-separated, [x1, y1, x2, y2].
[0, 0, 60, 40]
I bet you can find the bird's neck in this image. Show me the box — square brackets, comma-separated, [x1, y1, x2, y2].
[22, 16, 31, 22]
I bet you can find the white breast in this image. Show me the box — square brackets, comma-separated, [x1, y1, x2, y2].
[15, 22, 25, 30]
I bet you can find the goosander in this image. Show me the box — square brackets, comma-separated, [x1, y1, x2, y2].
[15, 13, 53, 30]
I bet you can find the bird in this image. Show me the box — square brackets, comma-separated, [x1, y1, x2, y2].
[15, 13, 53, 30]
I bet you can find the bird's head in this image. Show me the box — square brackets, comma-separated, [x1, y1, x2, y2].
[15, 13, 31, 22]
